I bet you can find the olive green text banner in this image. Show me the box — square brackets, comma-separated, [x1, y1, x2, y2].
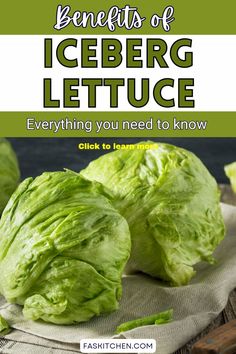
[0, 1, 235, 34]
[0, 112, 236, 137]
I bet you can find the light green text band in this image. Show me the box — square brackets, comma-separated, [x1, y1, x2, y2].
[0, 112, 236, 137]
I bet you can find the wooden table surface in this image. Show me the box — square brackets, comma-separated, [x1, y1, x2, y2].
[175, 184, 236, 354]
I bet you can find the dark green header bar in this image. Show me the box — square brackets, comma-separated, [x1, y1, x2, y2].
[0, 1, 236, 35]
[0, 112, 236, 137]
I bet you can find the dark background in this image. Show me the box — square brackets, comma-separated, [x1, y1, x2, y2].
[9, 138, 236, 183]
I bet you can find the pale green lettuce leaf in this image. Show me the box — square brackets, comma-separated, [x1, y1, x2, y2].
[0, 171, 130, 324]
[116, 309, 173, 333]
[82, 141, 225, 286]
[0, 314, 11, 335]
[0, 139, 20, 214]
[225, 162, 236, 193]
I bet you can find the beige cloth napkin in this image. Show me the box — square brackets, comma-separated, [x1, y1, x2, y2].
[1, 203, 236, 354]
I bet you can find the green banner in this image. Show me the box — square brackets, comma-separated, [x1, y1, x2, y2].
[0, 1, 236, 35]
[0, 112, 236, 137]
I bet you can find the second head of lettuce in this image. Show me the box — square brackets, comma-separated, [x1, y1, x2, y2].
[0, 138, 20, 214]
[224, 162, 236, 193]
[82, 141, 225, 286]
[0, 170, 130, 324]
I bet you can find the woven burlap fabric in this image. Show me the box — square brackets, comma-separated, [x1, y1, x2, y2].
[1, 203, 236, 354]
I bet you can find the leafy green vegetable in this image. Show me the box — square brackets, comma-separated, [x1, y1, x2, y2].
[0, 138, 20, 214]
[82, 141, 225, 286]
[0, 315, 11, 335]
[225, 162, 236, 193]
[116, 309, 173, 333]
[0, 171, 131, 324]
